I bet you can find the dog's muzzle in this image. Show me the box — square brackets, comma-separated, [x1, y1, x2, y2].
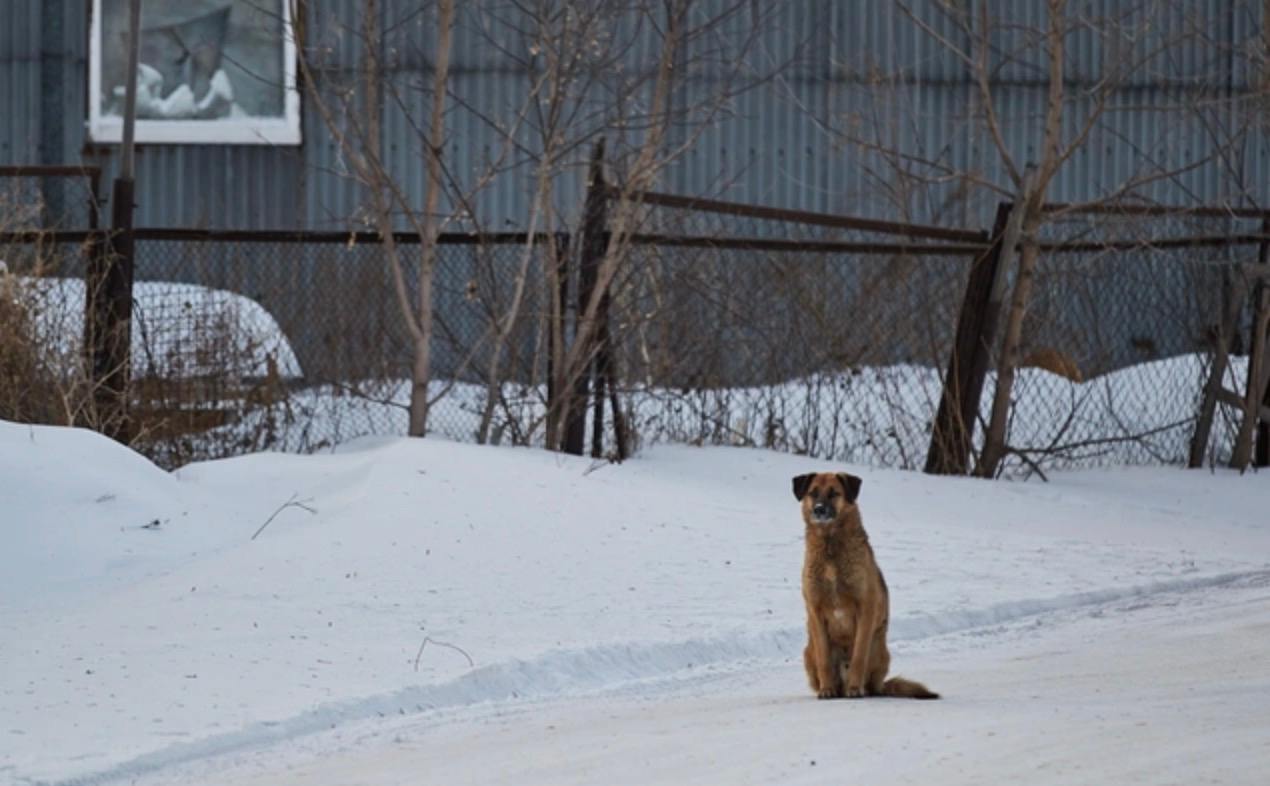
[812, 503, 833, 522]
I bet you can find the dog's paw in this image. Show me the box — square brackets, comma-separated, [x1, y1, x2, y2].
[843, 684, 865, 698]
[816, 687, 839, 700]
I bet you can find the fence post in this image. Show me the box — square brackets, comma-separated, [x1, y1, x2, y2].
[85, 186, 136, 442]
[924, 203, 1013, 475]
[546, 231, 571, 448]
[1256, 219, 1270, 468]
[564, 140, 609, 456]
[86, 0, 141, 444]
[597, 301, 629, 461]
[591, 284, 629, 460]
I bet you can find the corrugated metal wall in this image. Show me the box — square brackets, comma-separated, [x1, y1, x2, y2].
[0, 1, 41, 165]
[1, 0, 1267, 230]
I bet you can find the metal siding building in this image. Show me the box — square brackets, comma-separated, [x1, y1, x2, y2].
[2, 1, 1267, 231]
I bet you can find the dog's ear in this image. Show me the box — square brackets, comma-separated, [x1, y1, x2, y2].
[792, 473, 815, 501]
[837, 473, 862, 503]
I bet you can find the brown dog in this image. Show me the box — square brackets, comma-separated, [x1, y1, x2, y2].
[793, 472, 938, 700]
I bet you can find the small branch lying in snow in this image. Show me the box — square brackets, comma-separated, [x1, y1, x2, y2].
[414, 635, 475, 672]
[1004, 447, 1049, 482]
[582, 459, 609, 477]
[251, 493, 317, 541]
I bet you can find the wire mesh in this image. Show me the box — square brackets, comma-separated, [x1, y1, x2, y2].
[987, 209, 1267, 473]
[119, 235, 557, 465]
[2, 190, 1264, 474]
[608, 199, 978, 469]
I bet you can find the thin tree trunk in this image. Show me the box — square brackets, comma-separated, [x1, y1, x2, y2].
[977, 232, 1041, 476]
[477, 181, 546, 443]
[478, 28, 562, 445]
[409, 0, 456, 437]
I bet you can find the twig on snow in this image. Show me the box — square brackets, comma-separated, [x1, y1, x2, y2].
[414, 635, 475, 672]
[251, 493, 317, 541]
[582, 459, 609, 476]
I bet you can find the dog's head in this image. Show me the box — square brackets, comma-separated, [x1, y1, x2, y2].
[792, 472, 862, 525]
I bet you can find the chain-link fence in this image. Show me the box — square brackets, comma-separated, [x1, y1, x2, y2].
[603, 195, 986, 468]
[118, 232, 561, 466]
[998, 207, 1268, 473]
[3, 180, 1266, 473]
[597, 195, 1266, 474]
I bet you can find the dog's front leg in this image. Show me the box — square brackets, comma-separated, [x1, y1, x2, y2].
[807, 611, 838, 699]
[844, 609, 876, 698]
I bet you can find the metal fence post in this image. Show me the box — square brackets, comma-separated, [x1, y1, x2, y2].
[85, 185, 136, 442]
[546, 230, 571, 441]
[596, 289, 628, 461]
[564, 140, 608, 456]
[88, 0, 142, 443]
[924, 203, 1012, 475]
[1256, 219, 1270, 468]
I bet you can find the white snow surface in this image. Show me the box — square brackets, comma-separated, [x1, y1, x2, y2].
[2, 419, 1268, 785]
[243, 353, 1243, 471]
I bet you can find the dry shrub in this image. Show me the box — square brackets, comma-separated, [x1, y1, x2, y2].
[0, 261, 94, 427]
[0, 274, 62, 424]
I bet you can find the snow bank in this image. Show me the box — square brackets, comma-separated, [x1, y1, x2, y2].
[246, 352, 1235, 472]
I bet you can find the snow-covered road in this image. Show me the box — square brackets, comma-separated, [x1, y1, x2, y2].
[175, 574, 1270, 786]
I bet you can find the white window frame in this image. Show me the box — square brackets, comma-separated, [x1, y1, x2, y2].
[87, 0, 302, 146]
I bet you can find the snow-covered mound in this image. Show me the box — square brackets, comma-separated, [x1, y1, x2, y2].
[0, 421, 184, 597]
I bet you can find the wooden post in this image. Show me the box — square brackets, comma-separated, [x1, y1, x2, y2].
[1257, 380, 1270, 467]
[86, 184, 137, 443]
[546, 231, 571, 448]
[1255, 220, 1270, 468]
[591, 284, 628, 460]
[924, 203, 1013, 475]
[86, 0, 141, 443]
[598, 298, 629, 461]
[1188, 269, 1245, 468]
[1231, 272, 1270, 470]
[564, 140, 608, 456]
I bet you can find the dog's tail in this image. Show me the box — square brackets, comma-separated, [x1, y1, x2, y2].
[880, 676, 939, 700]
